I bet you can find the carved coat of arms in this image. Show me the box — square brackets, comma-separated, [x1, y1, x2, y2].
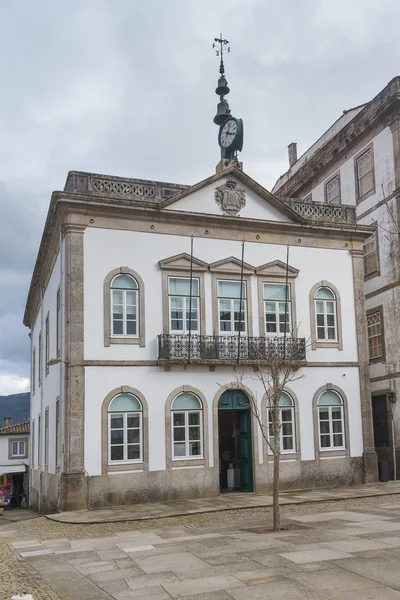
[214, 179, 246, 216]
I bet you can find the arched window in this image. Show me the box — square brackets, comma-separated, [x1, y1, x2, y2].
[108, 393, 142, 463]
[110, 274, 139, 337]
[267, 392, 295, 452]
[171, 392, 203, 459]
[314, 287, 337, 341]
[317, 390, 345, 450]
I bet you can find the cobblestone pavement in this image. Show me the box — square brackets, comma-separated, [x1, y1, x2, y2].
[3, 494, 400, 599]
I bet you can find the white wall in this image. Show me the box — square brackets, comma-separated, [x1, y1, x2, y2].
[0, 435, 29, 467]
[30, 250, 62, 474]
[165, 178, 292, 222]
[84, 228, 358, 363]
[84, 365, 363, 476]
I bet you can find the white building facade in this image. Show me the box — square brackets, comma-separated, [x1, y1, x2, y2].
[273, 76, 400, 479]
[25, 166, 376, 512]
[0, 420, 30, 507]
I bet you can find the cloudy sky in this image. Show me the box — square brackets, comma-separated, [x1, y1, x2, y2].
[1, 0, 399, 396]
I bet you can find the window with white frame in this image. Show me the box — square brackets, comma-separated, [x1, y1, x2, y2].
[108, 394, 143, 463]
[32, 347, 36, 395]
[363, 234, 378, 277]
[314, 287, 337, 341]
[267, 392, 295, 453]
[168, 277, 199, 334]
[45, 314, 50, 375]
[318, 390, 345, 449]
[171, 392, 203, 459]
[218, 280, 247, 335]
[56, 288, 61, 357]
[356, 148, 374, 199]
[12, 441, 25, 457]
[325, 175, 340, 204]
[110, 274, 139, 337]
[56, 400, 61, 468]
[38, 332, 42, 386]
[367, 310, 383, 360]
[263, 283, 291, 335]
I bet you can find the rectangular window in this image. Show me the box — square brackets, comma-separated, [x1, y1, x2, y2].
[325, 175, 340, 204]
[32, 347, 36, 395]
[356, 148, 374, 199]
[56, 400, 61, 468]
[168, 277, 200, 334]
[38, 415, 41, 468]
[217, 280, 247, 335]
[363, 234, 378, 277]
[109, 412, 142, 463]
[319, 406, 344, 449]
[45, 315, 50, 375]
[263, 283, 291, 335]
[32, 420, 35, 468]
[111, 290, 138, 336]
[56, 289, 61, 357]
[45, 408, 49, 470]
[12, 441, 25, 457]
[172, 411, 203, 458]
[38, 332, 42, 386]
[267, 407, 295, 452]
[367, 310, 383, 360]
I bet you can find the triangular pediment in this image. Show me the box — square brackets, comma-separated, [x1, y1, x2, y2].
[159, 253, 209, 272]
[209, 256, 255, 274]
[255, 260, 299, 278]
[160, 167, 304, 224]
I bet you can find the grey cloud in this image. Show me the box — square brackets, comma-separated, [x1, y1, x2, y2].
[1, 0, 400, 393]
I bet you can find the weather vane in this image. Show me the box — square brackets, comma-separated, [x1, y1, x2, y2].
[212, 34, 230, 76]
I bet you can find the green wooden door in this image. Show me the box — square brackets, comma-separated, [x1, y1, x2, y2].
[239, 409, 254, 492]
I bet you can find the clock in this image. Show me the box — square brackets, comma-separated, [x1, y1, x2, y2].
[218, 117, 243, 157]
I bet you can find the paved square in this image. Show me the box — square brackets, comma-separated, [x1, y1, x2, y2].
[4, 492, 400, 599]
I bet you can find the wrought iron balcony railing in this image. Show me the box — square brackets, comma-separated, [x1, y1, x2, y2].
[158, 334, 306, 362]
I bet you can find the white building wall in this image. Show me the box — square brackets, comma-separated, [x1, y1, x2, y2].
[84, 228, 358, 363]
[0, 436, 29, 467]
[84, 365, 363, 477]
[29, 251, 62, 475]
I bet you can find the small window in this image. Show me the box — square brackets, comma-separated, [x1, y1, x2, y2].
[217, 280, 247, 335]
[367, 310, 383, 360]
[263, 283, 291, 335]
[32, 421, 35, 468]
[356, 148, 374, 199]
[56, 288, 61, 357]
[45, 315, 50, 375]
[171, 393, 203, 459]
[363, 234, 378, 277]
[318, 390, 345, 450]
[110, 274, 139, 337]
[325, 175, 340, 204]
[56, 400, 61, 468]
[38, 415, 41, 468]
[32, 347, 36, 395]
[168, 277, 200, 334]
[108, 394, 143, 463]
[12, 441, 25, 457]
[314, 287, 337, 341]
[38, 332, 42, 386]
[267, 392, 295, 453]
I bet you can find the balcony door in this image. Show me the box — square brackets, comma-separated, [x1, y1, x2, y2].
[218, 390, 254, 493]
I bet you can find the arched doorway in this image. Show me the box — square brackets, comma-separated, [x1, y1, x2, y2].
[218, 389, 254, 493]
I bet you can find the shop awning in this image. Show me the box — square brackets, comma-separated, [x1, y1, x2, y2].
[0, 465, 26, 476]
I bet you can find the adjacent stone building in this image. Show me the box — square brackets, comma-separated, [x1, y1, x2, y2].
[24, 163, 376, 512]
[273, 76, 400, 478]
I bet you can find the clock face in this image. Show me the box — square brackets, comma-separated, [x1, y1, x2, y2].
[219, 118, 238, 148]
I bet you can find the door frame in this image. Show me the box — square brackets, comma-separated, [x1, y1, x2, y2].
[213, 385, 257, 492]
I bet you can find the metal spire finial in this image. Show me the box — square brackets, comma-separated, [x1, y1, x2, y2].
[213, 34, 230, 76]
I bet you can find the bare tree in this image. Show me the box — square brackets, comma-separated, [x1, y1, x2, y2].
[225, 337, 307, 531]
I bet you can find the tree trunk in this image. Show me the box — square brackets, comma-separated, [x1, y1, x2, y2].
[273, 451, 280, 531]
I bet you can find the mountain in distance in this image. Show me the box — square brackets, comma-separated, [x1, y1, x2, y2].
[0, 392, 30, 426]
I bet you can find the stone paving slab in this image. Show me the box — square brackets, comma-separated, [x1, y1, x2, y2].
[46, 481, 400, 524]
[162, 573, 246, 597]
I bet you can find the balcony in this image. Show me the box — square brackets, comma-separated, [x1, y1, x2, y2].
[158, 334, 306, 365]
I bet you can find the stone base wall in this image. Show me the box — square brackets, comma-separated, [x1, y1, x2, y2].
[29, 469, 59, 514]
[30, 456, 367, 512]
